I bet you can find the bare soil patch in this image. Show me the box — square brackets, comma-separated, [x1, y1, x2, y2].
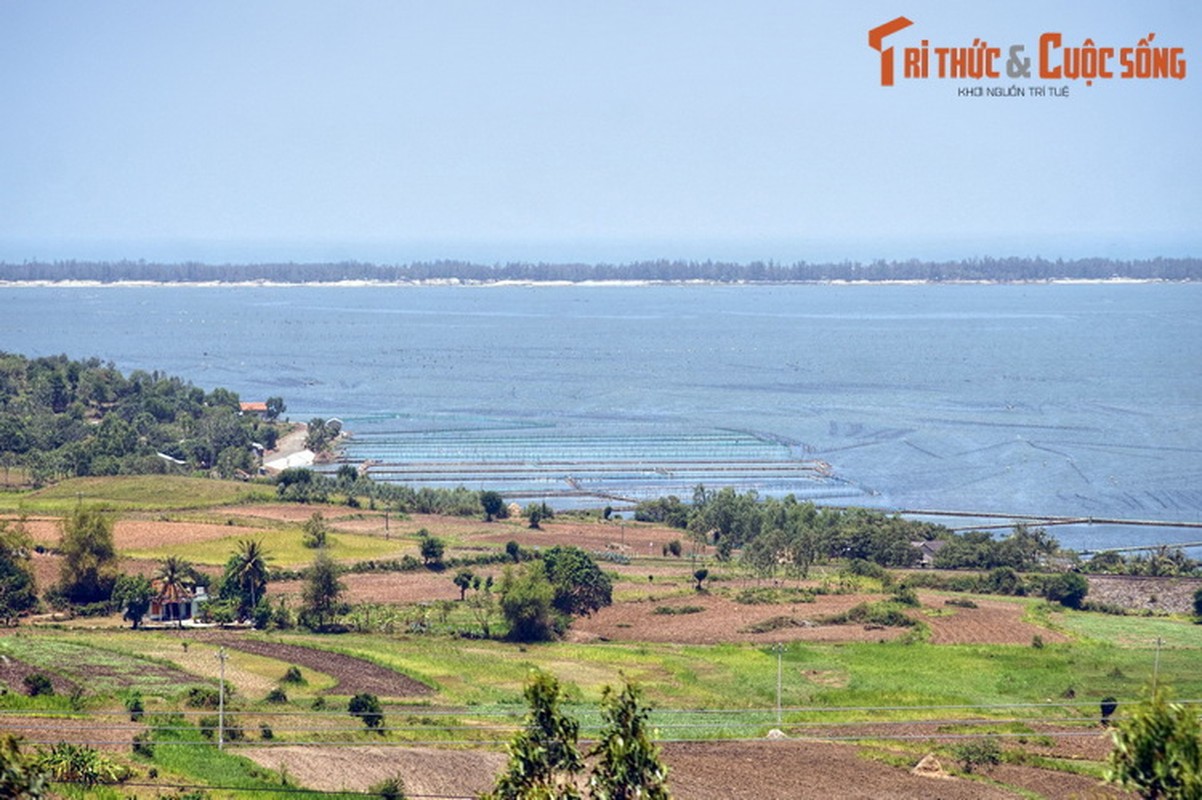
[5, 515, 60, 545]
[243, 745, 506, 798]
[114, 518, 248, 549]
[569, 591, 910, 645]
[0, 715, 141, 753]
[273, 569, 465, 605]
[189, 633, 431, 698]
[246, 738, 1085, 799]
[661, 739, 1021, 800]
[921, 594, 1069, 645]
[1086, 575, 1202, 615]
[990, 763, 1127, 798]
[472, 517, 710, 558]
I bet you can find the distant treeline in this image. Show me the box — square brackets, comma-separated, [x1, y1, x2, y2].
[1, 256, 1199, 284]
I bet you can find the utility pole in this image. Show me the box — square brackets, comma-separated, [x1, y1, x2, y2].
[1153, 637, 1163, 690]
[217, 647, 227, 750]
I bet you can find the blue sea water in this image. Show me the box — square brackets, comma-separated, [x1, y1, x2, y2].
[3, 282, 1200, 551]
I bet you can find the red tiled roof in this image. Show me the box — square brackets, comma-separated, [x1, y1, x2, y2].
[240, 402, 268, 412]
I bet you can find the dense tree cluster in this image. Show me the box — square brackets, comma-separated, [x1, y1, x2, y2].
[0, 352, 282, 483]
[1, 256, 1198, 284]
[638, 487, 947, 568]
[933, 524, 1060, 571]
[276, 466, 499, 518]
[1081, 546, 1202, 577]
[498, 545, 613, 642]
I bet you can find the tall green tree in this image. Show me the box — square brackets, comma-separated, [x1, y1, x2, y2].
[541, 546, 612, 617]
[0, 519, 37, 625]
[1107, 686, 1202, 799]
[154, 555, 197, 627]
[589, 682, 670, 800]
[499, 565, 557, 643]
[224, 539, 270, 619]
[453, 568, 475, 601]
[480, 491, 505, 522]
[301, 551, 345, 630]
[302, 512, 330, 549]
[485, 671, 583, 800]
[57, 507, 118, 603]
[418, 530, 445, 568]
[111, 574, 153, 629]
[264, 396, 286, 421]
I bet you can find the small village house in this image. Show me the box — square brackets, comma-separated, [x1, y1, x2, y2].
[149, 580, 209, 624]
[239, 401, 269, 419]
[911, 539, 947, 568]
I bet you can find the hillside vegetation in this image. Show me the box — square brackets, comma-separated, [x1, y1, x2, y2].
[0, 352, 286, 485]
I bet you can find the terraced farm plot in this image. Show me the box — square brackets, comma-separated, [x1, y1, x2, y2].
[190, 634, 432, 698]
[0, 637, 207, 697]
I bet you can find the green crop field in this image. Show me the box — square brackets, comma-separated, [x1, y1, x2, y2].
[0, 475, 274, 513]
[124, 529, 410, 567]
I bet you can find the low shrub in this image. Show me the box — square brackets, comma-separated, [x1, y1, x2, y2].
[185, 686, 221, 708]
[131, 731, 154, 758]
[652, 605, 704, 615]
[733, 587, 816, 605]
[821, 601, 915, 628]
[23, 673, 54, 697]
[741, 615, 813, 633]
[953, 737, 1002, 773]
[348, 693, 385, 732]
[370, 775, 408, 800]
[281, 665, 306, 684]
[198, 715, 244, 741]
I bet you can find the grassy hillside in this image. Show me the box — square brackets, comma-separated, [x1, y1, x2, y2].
[0, 474, 274, 512]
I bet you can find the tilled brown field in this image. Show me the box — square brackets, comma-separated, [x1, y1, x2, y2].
[240, 737, 1125, 799]
[0, 653, 78, 696]
[920, 594, 1071, 645]
[272, 569, 465, 605]
[188, 632, 432, 697]
[569, 591, 911, 645]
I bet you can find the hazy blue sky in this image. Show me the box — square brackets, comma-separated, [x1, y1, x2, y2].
[1, 1, 1198, 264]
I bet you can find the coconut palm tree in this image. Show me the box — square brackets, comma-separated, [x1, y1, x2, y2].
[229, 539, 270, 619]
[154, 555, 196, 628]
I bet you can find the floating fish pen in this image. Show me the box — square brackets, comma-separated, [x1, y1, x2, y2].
[331, 420, 869, 509]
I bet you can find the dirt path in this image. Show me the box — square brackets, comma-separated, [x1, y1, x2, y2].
[191, 634, 431, 697]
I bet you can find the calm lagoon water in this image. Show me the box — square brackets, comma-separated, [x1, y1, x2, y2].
[3, 282, 1200, 551]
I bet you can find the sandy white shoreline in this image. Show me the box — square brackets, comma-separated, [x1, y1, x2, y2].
[0, 277, 1186, 289]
